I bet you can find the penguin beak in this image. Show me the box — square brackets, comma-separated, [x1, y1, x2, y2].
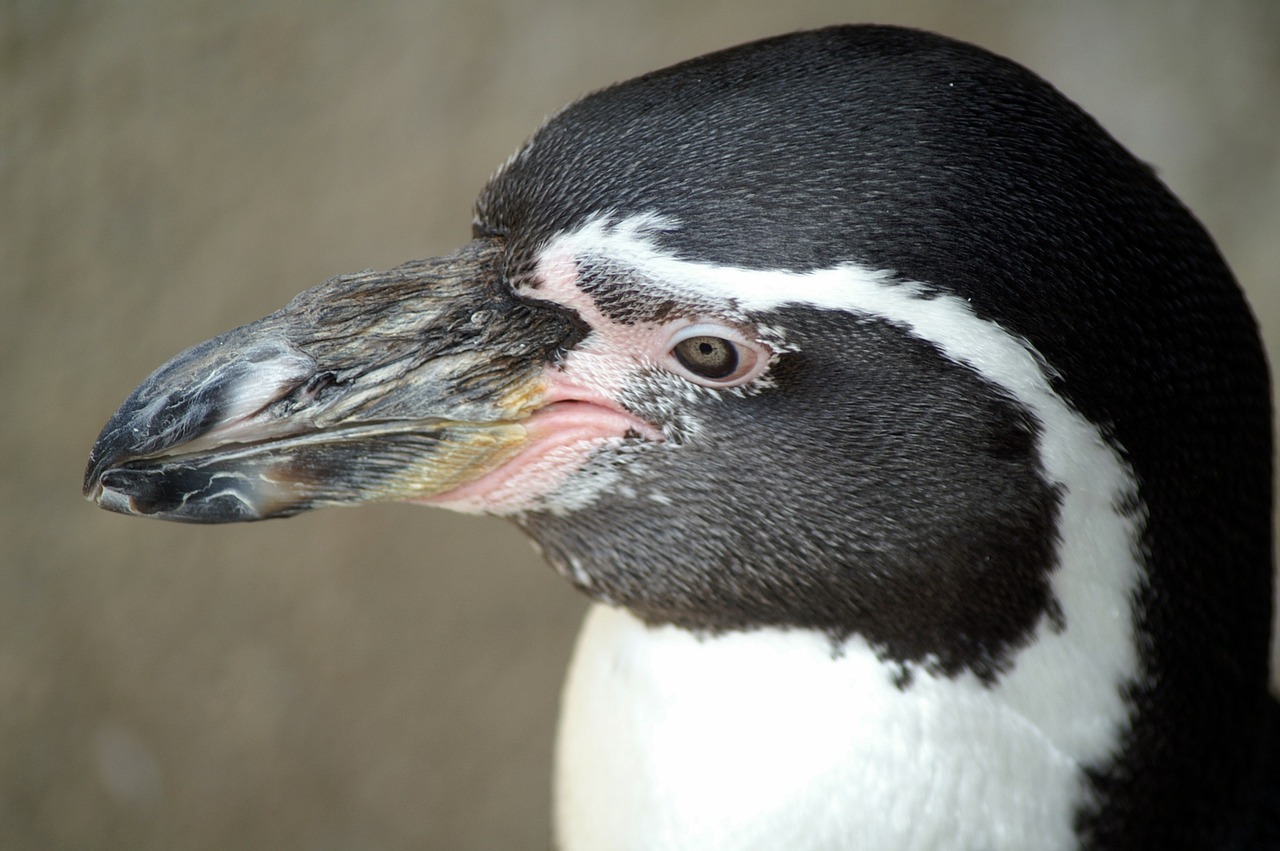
[83, 239, 586, 522]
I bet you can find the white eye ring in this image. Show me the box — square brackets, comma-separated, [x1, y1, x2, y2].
[664, 323, 770, 387]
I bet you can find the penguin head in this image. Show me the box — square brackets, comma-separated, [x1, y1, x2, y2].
[84, 25, 1272, 844]
[465, 24, 1271, 684]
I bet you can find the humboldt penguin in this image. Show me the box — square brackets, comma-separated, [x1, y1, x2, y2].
[85, 25, 1276, 850]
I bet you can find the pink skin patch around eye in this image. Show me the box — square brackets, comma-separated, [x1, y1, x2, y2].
[420, 250, 667, 515]
[422, 245, 769, 515]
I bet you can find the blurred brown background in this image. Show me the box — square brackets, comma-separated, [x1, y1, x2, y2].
[3, 1, 1277, 848]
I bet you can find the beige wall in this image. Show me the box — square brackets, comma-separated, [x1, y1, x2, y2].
[4, 1, 1277, 848]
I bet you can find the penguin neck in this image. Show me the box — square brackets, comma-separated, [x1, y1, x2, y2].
[553, 602, 1136, 851]
[547, 392, 1154, 851]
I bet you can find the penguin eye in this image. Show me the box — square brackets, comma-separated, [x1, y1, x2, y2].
[673, 336, 738, 379]
[664, 324, 766, 387]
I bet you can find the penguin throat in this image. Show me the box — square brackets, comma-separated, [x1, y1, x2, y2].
[555, 605, 1107, 851]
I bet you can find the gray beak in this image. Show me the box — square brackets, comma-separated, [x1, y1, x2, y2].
[83, 239, 584, 522]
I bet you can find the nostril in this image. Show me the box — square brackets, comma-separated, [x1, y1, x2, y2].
[298, 371, 338, 402]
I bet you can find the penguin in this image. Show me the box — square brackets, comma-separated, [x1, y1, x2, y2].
[83, 24, 1275, 851]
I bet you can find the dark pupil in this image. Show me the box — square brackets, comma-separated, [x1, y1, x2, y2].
[674, 336, 738, 379]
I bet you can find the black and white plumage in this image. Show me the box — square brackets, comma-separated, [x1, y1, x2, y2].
[84, 25, 1274, 850]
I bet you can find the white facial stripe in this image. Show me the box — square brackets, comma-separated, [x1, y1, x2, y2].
[544, 214, 1147, 828]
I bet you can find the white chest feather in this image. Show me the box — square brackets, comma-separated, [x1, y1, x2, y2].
[555, 605, 1121, 851]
